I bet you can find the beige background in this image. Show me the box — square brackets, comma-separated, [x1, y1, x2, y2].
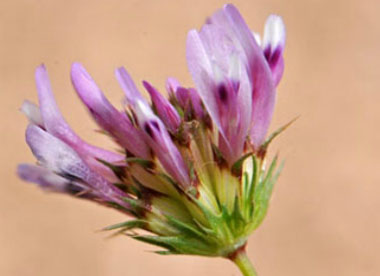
[1, 0, 379, 275]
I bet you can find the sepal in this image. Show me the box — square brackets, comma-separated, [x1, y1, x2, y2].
[251, 156, 284, 230]
[258, 116, 298, 158]
[103, 219, 147, 232]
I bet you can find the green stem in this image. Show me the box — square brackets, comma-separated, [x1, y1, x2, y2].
[230, 249, 257, 276]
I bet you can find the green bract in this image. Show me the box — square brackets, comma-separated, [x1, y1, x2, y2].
[103, 121, 284, 257]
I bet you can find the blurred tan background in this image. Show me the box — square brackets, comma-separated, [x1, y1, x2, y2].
[1, 0, 379, 275]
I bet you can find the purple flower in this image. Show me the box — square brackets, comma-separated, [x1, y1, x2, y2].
[187, 4, 285, 163]
[143, 80, 181, 133]
[71, 62, 151, 159]
[262, 15, 286, 86]
[18, 4, 287, 273]
[33, 65, 125, 183]
[20, 124, 130, 209]
[115, 67, 190, 188]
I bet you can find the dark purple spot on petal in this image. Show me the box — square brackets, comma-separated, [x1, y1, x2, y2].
[264, 46, 281, 69]
[65, 182, 85, 195]
[151, 121, 160, 131]
[264, 46, 272, 61]
[144, 122, 154, 138]
[218, 84, 228, 104]
[60, 172, 82, 182]
[269, 47, 281, 67]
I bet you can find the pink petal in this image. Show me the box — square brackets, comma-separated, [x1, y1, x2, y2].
[25, 125, 129, 207]
[71, 63, 150, 159]
[188, 88, 205, 119]
[17, 163, 100, 199]
[134, 99, 190, 187]
[186, 30, 224, 134]
[116, 69, 190, 187]
[165, 77, 181, 97]
[35, 64, 123, 181]
[221, 4, 277, 147]
[263, 15, 286, 86]
[115, 67, 146, 105]
[143, 80, 181, 133]
[187, 8, 255, 163]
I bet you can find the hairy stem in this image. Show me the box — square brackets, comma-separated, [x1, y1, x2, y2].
[230, 248, 257, 276]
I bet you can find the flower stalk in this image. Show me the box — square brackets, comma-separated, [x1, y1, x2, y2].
[230, 248, 257, 276]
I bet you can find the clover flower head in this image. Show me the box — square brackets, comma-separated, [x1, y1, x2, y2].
[18, 4, 287, 275]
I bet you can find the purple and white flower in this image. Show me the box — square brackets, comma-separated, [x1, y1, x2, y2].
[18, 4, 287, 275]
